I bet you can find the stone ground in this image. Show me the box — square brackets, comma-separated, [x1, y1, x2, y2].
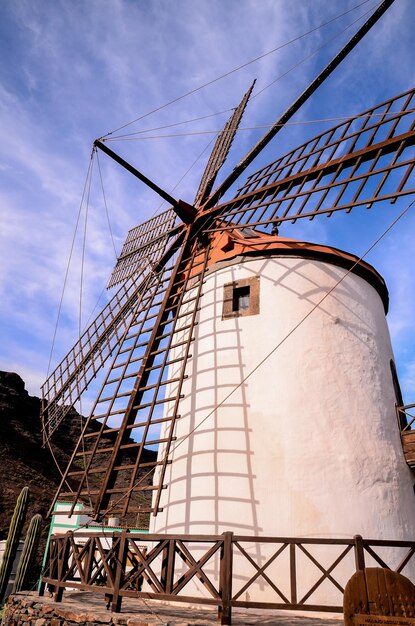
[3, 591, 345, 626]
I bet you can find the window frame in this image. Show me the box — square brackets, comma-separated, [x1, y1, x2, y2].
[222, 276, 260, 319]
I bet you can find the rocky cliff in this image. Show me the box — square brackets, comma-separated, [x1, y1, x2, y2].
[0, 371, 156, 538]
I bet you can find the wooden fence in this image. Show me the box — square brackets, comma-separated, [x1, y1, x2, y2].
[40, 532, 415, 625]
[398, 403, 415, 468]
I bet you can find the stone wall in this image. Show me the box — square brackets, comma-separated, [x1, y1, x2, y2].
[1, 593, 131, 626]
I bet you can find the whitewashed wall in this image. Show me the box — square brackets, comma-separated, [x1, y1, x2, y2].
[150, 253, 415, 604]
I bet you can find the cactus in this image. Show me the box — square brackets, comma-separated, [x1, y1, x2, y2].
[0, 486, 29, 603]
[12, 514, 42, 594]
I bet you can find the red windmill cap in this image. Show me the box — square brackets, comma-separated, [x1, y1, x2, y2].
[205, 226, 389, 313]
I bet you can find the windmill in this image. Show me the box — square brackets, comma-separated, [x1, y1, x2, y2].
[41, 0, 415, 565]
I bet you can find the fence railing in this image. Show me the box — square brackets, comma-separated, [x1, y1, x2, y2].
[397, 403, 415, 468]
[398, 403, 415, 432]
[40, 531, 415, 625]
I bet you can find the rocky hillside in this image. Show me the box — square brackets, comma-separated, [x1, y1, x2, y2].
[0, 371, 60, 539]
[0, 371, 156, 539]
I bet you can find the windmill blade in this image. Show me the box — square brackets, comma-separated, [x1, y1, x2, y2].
[108, 207, 179, 288]
[49, 228, 210, 519]
[202, 0, 397, 211]
[42, 228, 184, 441]
[194, 80, 255, 207]
[203, 88, 415, 233]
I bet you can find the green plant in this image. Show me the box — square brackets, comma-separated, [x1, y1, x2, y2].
[0, 487, 29, 603]
[12, 514, 42, 594]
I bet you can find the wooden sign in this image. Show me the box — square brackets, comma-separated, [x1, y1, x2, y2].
[344, 568, 415, 626]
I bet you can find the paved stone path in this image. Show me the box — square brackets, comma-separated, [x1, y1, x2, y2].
[22, 591, 345, 626]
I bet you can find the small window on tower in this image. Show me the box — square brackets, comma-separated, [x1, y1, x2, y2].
[233, 285, 250, 312]
[222, 276, 260, 319]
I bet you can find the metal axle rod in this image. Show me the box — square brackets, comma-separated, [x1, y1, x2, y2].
[94, 140, 196, 224]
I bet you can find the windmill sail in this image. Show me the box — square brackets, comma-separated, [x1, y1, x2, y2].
[42, 273, 150, 441]
[194, 80, 256, 206]
[49, 233, 210, 519]
[108, 208, 178, 288]
[41, 224, 182, 441]
[207, 88, 415, 232]
[201, 0, 398, 211]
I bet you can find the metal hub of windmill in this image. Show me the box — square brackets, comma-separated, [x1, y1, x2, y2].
[39, 1, 415, 618]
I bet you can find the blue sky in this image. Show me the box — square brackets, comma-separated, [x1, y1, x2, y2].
[0, 0, 415, 403]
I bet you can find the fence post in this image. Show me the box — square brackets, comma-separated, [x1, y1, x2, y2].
[218, 532, 233, 625]
[83, 535, 96, 589]
[354, 535, 365, 571]
[111, 530, 128, 613]
[290, 543, 297, 605]
[160, 538, 175, 594]
[54, 533, 71, 603]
